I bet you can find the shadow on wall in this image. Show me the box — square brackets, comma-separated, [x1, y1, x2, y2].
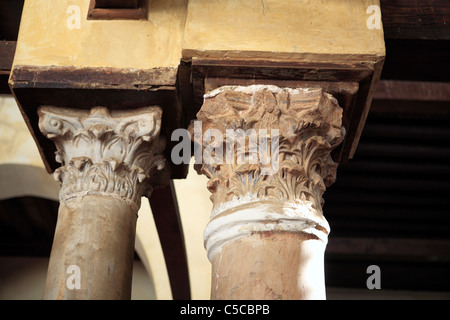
[0, 164, 59, 202]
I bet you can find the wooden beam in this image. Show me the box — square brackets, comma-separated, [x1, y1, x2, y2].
[0, 41, 16, 73]
[373, 80, 450, 101]
[327, 237, 450, 262]
[381, 0, 450, 40]
[149, 181, 191, 300]
[370, 80, 450, 117]
[0, 41, 16, 94]
[9, 65, 178, 89]
[94, 0, 139, 9]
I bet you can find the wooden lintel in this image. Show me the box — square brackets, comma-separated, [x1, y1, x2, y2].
[10, 65, 177, 90]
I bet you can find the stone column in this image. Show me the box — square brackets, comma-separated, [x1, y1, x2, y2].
[38, 106, 165, 300]
[191, 85, 345, 300]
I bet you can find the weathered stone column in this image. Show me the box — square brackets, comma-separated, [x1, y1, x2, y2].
[38, 106, 165, 300]
[191, 85, 345, 300]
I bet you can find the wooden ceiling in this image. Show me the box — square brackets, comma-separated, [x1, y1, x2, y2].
[0, 0, 449, 296]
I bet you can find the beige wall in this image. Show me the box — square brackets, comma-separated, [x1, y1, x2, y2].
[0, 95, 59, 201]
[174, 164, 212, 299]
[135, 177, 212, 300]
[0, 95, 43, 167]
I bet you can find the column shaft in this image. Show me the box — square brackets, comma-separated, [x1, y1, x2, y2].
[43, 195, 136, 299]
[205, 199, 329, 300]
[212, 233, 326, 300]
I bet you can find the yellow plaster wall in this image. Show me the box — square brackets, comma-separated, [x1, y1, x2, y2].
[183, 0, 385, 61]
[14, 0, 384, 70]
[0, 95, 42, 167]
[13, 0, 188, 69]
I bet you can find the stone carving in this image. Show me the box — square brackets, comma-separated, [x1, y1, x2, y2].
[192, 85, 345, 216]
[38, 106, 165, 208]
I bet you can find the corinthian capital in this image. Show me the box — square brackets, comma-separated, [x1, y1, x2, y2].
[38, 106, 165, 209]
[193, 85, 345, 213]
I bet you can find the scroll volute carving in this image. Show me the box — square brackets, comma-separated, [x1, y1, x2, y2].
[191, 85, 345, 213]
[38, 106, 166, 208]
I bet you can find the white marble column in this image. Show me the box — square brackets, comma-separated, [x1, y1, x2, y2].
[38, 106, 165, 299]
[191, 85, 345, 299]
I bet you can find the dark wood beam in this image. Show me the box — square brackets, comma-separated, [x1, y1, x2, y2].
[88, 0, 147, 20]
[370, 99, 450, 118]
[327, 237, 450, 262]
[373, 80, 450, 101]
[94, 0, 139, 9]
[0, 41, 16, 94]
[0, 41, 15, 72]
[10, 65, 178, 89]
[370, 80, 450, 118]
[381, 0, 450, 40]
[149, 181, 191, 300]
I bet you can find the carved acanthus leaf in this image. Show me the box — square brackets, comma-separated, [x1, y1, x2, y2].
[38, 106, 165, 207]
[191, 85, 345, 215]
